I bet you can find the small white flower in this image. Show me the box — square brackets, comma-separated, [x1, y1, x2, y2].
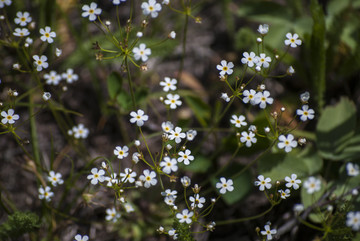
[112, 0, 126, 5]
[177, 149, 194, 165]
[13, 28, 30, 37]
[241, 52, 258, 67]
[216, 60, 234, 76]
[176, 209, 193, 224]
[162, 0, 170, 5]
[62, 68, 78, 83]
[161, 189, 177, 198]
[114, 145, 129, 159]
[257, 24, 269, 35]
[285, 174, 301, 190]
[106, 207, 121, 222]
[216, 177, 234, 194]
[169, 31, 176, 39]
[230, 115, 247, 128]
[300, 91, 310, 103]
[287, 66, 295, 75]
[33, 55, 49, 71]
[160, 156, 178, 174]
[242, 89, 257, 104]
[303, 176, 321, 194]
[161, 121, 174, 133]
[136, 31, 143, 38]
[296, 105, 315, 121]
[285, 33, 302, 48]
[129, 109, 149, 127]
[42, 92, 51, 101]
[261, 224, 277, 240]
[254, 90, 274, 109]
[346, 162, 359, 176]
[38, 186, 54, 201]
[278, 189, 291, 199]
[104, 173, 119, 187]
[87, 168, 105, 185]
[240, 131, 257, 147]
[74, 234, 89, 241]
[220, 93, 230, 102]
[164, 93, 182, 109]
[82, 2, 102, 21]
[169, 127, 186, 144]
[141, 0, 162, 18]
[55, 48, 62, 57]
[256, 53, 271, 68]
[1, 109, 19, 125]
[278, 134, 297, 153]
[13, 63, 20, 70]
[164, 195, 176, 206]
[25, 37, 33, 45]
[190, 194, 205, 209]
[132, 152, 140, 163]
[180, 176, 191, 187]
[255, 175, 272, 191]
[14, 11, 32, 26]
[48, 171, 64, 186]
[0, 0, 12, 8]
[293, 204, 304, 213]
[72, 124, 89, 139]
[40, 26, 56, 43]
[132, 43, 151, 62]
[186, 130, 197, 141]
[124, 203, 134, 213]
[44, 71, 61, 85]
[160, 77, 177, 92]
[346, 211, 360, 231]
[139, 169, 157, 188]
[120, 168, 137, 183]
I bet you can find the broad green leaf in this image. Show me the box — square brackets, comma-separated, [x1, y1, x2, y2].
[107, 72, 123, 100]
[180, 155, 211, 174]
[316, 97, 357, 160]
[183, 95, 210, 127]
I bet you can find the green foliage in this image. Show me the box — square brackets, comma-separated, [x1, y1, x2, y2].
[182, 93, 211, 127]
[173, 218, 195, 241]
[180, 155, 211, 173]
[0, 211, 40, 240]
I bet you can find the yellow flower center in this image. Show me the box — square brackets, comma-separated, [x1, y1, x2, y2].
[45, 33, 50, 37]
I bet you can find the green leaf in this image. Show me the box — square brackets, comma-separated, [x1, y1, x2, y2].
[107, 72, 123, 100]
[316, 97, 357, 160]
[182, 94, 210, 127]
[179, 155, 211, 174]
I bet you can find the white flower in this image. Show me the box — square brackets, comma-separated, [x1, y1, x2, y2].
[285, 174, 301, 190]
[133, 43, 151, 62]
[190, 194, 205, 209]
[346, 211, 360, 231]
[55, 48, 62, 57]
[72, 124, 89, 139]
[256, 53, 271, 68]
[296, 105, 315, 121]
[120, 168, 137, 183]
[255, 175, 272, 191]
[169, 127, 186, 144]
[0, 0, 11, 8]
[177, 149, 194, 165]
[42, 92, 51, 101]
[220, 93, 230, 102]
[230, 115, 247, 128]
[25, 37, 33, 45]
[136, 31, 143, 38]
[285, 33, 302, 48]
[160, 77, 177, 92]
[114, 145, 129, 159]
[44, 71, 61, 85]
[278, 189, 291, 199]
[124, 203, 134, 213]
[346, 162, 359, 176]
[62, 68, 78, 83]
[1, 109, 19, 124]
[160, 157, 178, 174]
[14, 11, 32, 26]
[278, 134, 297, 153]
[169, 31, 176, 39]
[74, 234, 89, 241]
[82, 2, 102, 21]
[48, 171, 64, 186]
[132, 152, 140, 163]
[240, 131, 257, 147]
[186, 130, 197, 141]
[40, 26, 56, 43]
[33, 55, 48, 71]
[105, 173, 119, 187]
[303, 176, 321, 194]
[161, 189, 177, 198]
[261, 224, 277, 240]
[164, 195, 176, 206]
[129, 109, 149, 127]
[141, 0, 162, 18]
[164, 93, 182, 109]
[168, 229, 177, 239]
[293, 204, 304, 213]
[216, 60, 234, 76]
[106, 207, 121, 222]
[176, 209, 193, 224]
[241, 52, 258, 67]
[139, 169, 157, 188]
[13, 28, 30, 37]
[254, 90, 273, 109]
[87, 168, 105, 185]
[257, 24, 269, 35]
[216, 177, 234, 194]
[112, 0, 126, 5]
[38, 186, 54, 201]
[162, 0, 170, 5]
[287, 66, 295, 75]
[242, 89, 257, 104]
[300, 91, 310, 103]
[180, 176, 191, 187]
[161, 121, 174, 133]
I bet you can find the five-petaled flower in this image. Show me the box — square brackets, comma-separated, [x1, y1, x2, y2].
[139, 169, 158, 188]
[285, 174, 301, 190]
[230, 115, 247, 128]
[303, 176, 321, 194]
[277, 134, 297, 153]
[261, 224, 277, 240]
[177, 149, 194, 165]
[164, 93, 182, 109]
[82, 2, 102, 21]
[33, 55, 49, 71]
[1, 109, 19, 124]
[216, 177, 234, 194]
[241, 52, 258, 67]
[114, 145, 129, 159]
[217, 60, 234, 76]
[14, 11, 32, 26]
[255, 175, 272, 191]
[13, 28, 30, 37]
[129, 109, 149, 127]
[105, 207, 121, 222]
[169, 126, 186, 144]
[160, 77, 177, 92]
[240, 131, 257, 147]
[254, 90, 274, 109]
[133, 43, 151, 62]
[141, 0, 162, 18]
[40, 26, 56, 43]
[296, 105, 315, 121]
[87, 168, 105, 185]
[38, 186, 54, 201]
[285, 33, 302, 48]
[48, 171, 64, 186]
[346, 211, 360, 231]
[160, 156, 178, 174]
[176, 209, 193, 224]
